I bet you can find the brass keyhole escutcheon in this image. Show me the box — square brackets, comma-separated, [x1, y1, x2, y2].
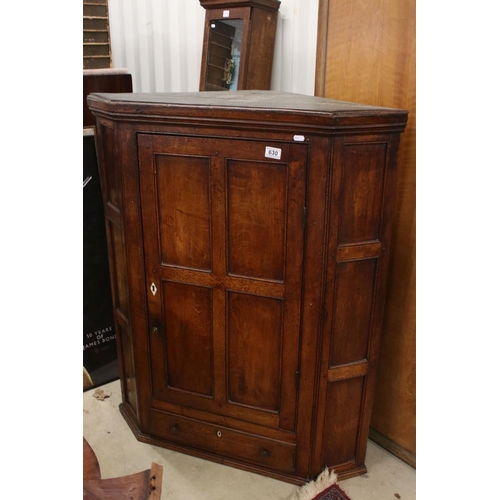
[150, 282, 158, 296]
[216, 430, 222, 438]
[223, 58, 235, 85]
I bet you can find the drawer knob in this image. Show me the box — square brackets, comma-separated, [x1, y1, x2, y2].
[216, 430, 222, 438]
[260, 449, 269, 458]
[171, 424, 179, 434]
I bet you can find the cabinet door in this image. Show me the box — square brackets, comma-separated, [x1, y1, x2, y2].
[138, 134, 307, 433]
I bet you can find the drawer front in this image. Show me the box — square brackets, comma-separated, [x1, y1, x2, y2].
[149, 409, 296, 475]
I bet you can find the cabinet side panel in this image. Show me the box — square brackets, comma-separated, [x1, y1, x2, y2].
[321, 377, 364, 465]
[108, 221, 130, 321]
[95, 120, 138, 416]
[338, 142, 386, 244]
[107, 220, 137, 413]
[117, 323, 138, 414]
[99, 123, 121, 209]
[312, 135, 393, 478]
[329, 259, 377, 366]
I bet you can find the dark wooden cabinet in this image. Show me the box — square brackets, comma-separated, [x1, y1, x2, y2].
[199, 0, 280, 90]
[87, 91, 407, 484]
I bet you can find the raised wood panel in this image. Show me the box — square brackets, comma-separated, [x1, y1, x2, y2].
[227, 160, 287, 281]
[107, 221, 129, 320]
[163, 281, 214, 396]
[99, 124, 120, 209]
[156, 154, 212, 271]
[321, 377, 364, 466]
[228, 292, 283, 412]
[316, 0, 416, 459]
[117, 323, 138, 414]
[338, 142, 386, 244]
[329, 259, 377, 366]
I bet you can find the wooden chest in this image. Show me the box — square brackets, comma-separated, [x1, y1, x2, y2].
[87, 91, 408, 484]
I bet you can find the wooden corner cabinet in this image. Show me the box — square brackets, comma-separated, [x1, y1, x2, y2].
[87, 91, 408, 484]
[199, 0, 280, 91]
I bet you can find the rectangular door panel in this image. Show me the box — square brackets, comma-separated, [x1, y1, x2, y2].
[329, 259, 378, 366]
[162, 281, 214, 397]
[227, 291, 283, 412]
[321, 377, 365, 466]
[338, 142, 387, 244]
[156, 154, 212, 271]
[227, 160, 287, 282]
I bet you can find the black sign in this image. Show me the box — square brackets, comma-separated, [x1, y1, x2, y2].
[83, 132, 118, 390]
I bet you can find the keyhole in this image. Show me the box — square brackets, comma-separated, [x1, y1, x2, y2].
[150, 282, 157, 296]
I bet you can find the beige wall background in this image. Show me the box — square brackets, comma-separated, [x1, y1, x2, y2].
[107, 0, 319, 95]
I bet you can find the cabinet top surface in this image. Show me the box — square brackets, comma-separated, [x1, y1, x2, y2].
[87, 91, 408, 131]
[89, 90, 404, 113]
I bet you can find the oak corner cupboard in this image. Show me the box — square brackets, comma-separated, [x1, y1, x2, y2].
[87, 90, 408, 485]
[198, 0, 280, 91]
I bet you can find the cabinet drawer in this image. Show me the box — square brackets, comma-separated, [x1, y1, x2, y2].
[149, 409, 296, 475]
